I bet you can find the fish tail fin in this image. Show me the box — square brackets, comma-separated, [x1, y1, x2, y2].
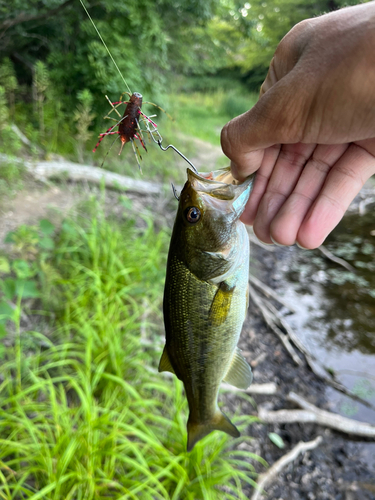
[187, 411, 240, 452]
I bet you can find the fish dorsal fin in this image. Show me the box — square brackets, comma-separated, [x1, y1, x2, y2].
[158, 345, 175, 374]
[223, 348, 253, 390]
[208, 282, 235, 327]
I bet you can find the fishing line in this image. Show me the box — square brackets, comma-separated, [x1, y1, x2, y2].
[79, 0, 132, 95]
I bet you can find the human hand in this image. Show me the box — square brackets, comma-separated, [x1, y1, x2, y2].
[221, 2, 375, 249]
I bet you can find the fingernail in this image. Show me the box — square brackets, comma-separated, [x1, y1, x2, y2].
[270, 236, 288, 247]
[296, 242, 309, 250]
[255, 237, 275, 247]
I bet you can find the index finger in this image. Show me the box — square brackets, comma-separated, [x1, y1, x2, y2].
[221, 74, 307, 171]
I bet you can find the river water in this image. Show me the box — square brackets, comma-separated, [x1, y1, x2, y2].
[272, 210, 375, 425]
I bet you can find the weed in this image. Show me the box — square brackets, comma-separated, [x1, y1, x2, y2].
[0, 197, 263, 499]
[74, 89, 96, 163]
[0, 157, 24, 197]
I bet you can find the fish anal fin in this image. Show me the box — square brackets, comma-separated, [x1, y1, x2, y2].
[187, 410, 240, 452]
[223, 347, 253, 390]
[209, 282, 235, 327]
[158, 345, 175, 374]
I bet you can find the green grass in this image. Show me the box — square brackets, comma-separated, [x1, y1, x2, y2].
[159, 91, 257, 146]
[0, 195, 264, 499]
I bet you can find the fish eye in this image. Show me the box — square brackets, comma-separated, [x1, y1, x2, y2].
[185, 207, 201, 224]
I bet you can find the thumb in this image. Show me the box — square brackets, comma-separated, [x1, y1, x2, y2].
[221, 73, 306, 179]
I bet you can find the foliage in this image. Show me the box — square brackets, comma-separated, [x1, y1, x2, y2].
[0, 197, 264, 499]
[74, 89, 96, 163]
[268, 432, 285, 449]
[2, 0, 371, 161]
[1, 0, 373, 117]
[0, 157, 24, 196]
[0, 57, 18, 118]
[221, 0, 372, 88]
[0, 0, 222, 103]
[0, 87, 23, 194]
[34, 61, 50, 138]
[0, 85, 8, 131]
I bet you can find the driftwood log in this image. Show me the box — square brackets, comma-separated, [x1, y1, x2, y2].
[258, 392, 375, 438]
[26, 159, 163, 195]
[0, 154, 164, 195]
[221, 382, 278, 396]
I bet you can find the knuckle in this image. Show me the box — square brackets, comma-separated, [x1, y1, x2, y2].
[220, 123, 233, 158]
[321, 192, 346, 215]
[309, 156, 332, 175]
[278, 148, 308, 168]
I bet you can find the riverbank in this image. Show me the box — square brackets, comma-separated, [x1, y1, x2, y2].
[1, 160, 374, 498]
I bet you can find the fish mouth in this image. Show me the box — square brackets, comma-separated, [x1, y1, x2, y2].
[186, 167, 254, 216]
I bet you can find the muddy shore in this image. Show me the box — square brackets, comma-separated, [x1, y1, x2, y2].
[237, 239, 375, 500]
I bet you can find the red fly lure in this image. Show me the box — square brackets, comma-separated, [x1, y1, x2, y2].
[93, 92, 158, 169]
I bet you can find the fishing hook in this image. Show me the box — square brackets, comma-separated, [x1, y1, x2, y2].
[171, 183, 180, 201]
[146, 121, 199, 174]
[158, 140, 199, 174]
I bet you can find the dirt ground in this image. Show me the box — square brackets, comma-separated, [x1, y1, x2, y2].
[1, 166, 375, 499]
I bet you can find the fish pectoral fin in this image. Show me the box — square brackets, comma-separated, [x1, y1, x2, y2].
[158, 346, 175, 374]
[208, 282, 235, 327]
[187, 410, 240, 452]
[223, 347, 253, 390]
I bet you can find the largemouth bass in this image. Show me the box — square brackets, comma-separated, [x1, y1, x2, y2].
[160, 167, 253, 451]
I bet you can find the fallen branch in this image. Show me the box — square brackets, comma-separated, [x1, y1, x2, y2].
[27, 160, 164, 195]
[258, 392, 375, 438]
[317, 245, 356, 273]
[249, 274, 296, 313]
[0, 154, 164, 195]
[261, 296, 310, 358]
[251, 436, 323, 500]
[248, 284, 302, 366]
[221, 382, 278, 396]
[310, 365, 375, 411]
[146, 365, 277, 395]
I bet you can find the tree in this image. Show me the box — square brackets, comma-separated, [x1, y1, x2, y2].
[224, 0, 371, 89]
[0, 0, 222, 104]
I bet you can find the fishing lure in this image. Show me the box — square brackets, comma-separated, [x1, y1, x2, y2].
[93, 92, 153, 169]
